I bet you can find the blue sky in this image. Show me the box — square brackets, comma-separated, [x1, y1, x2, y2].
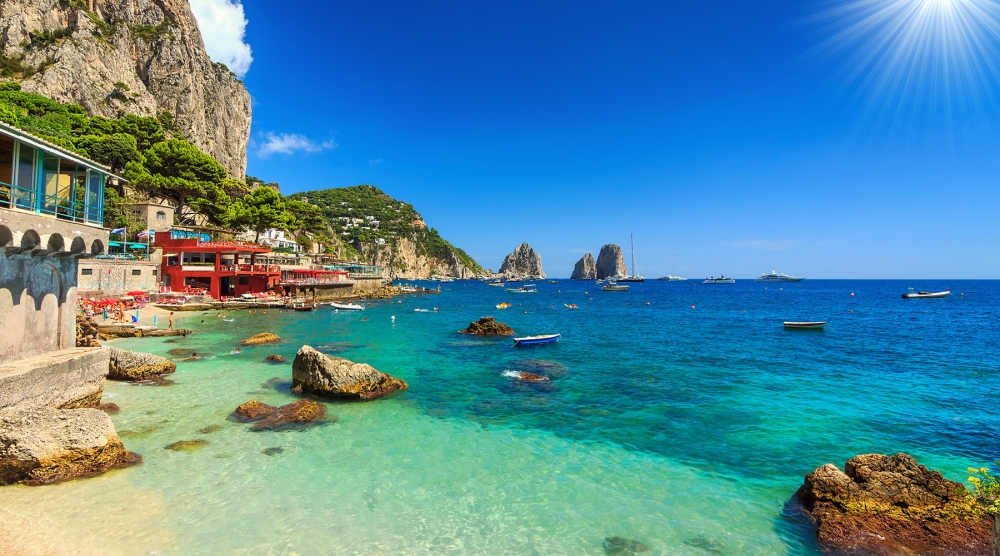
[200, 1, 1000, 278]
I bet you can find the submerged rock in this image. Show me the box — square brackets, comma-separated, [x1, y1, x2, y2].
[265, 354, 287, 363]
[241, 333, 280, 346]
[92, 402, 120, 415]
[571, 252, 597, 280]
[595, 244, 627, 279]
[229, 399, 329, 431]
[261, 447, 283, 456]
[198, 425, 222, 434]
[108, 347, 176, 381]
[168, 348, 194, 356]
[513, 371, 549, 382]
[292, 346, 407, 400]
[164, 439, 209, 451]
[603, 536, 650, 555]
[461, 317, 514, 336]
[0, 406, 142, 485]
[795, 452, 991, 555]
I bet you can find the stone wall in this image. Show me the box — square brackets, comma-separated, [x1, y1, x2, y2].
[78, 260, 159, 296]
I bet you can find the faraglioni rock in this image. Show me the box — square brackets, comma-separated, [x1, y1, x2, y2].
[595, 244, 627, 279]
[571, 253, 597, 280]
[0, 406, 142, 486]
[795, 452, 991, 555]
[108, 347, 176, 381]
[291, 346, 407, 400]
[498, 242, 545, 280]
[461, 317, 514, 336]
[0, 0, 252, 178]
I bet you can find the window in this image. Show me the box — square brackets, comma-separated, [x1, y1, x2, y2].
[131, 269, 141, 276]
[238, 276, 250, 285]
[156, 211, 166, 221]
[15, 143, 35, 210]
[81, 268, 93, 275]
[153, 269, 158, 276]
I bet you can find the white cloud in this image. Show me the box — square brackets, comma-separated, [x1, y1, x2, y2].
[189, 0, 253, 77]
[257, 132, 337, 158]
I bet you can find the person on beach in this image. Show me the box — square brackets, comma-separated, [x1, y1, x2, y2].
[168, 311, 174, 330]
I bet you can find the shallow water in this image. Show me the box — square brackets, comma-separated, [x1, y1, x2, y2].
[2, 280, 998, 555]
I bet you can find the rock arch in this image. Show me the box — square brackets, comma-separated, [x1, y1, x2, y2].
[70, 237, 86, 255]
[90, 238, 105, 256]
[46, 233, 65, 253]
[20, 229, 40, 250]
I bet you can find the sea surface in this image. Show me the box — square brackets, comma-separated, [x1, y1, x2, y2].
[2, 279, 998, 555]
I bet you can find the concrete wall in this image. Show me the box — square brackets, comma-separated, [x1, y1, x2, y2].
[78, 259, 159, 296]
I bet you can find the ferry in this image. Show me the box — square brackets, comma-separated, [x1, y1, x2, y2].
[755, 270, 804, 283]
[703, 276, 735, 284]
[658, 275, 687, 281]
[901, 288, 950, 299]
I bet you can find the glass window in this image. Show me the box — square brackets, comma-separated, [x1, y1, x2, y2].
[40, 154, 60, 216]
[156, 211, 166, 220]
[15, 143, 35, 210]
[81, 268, 93, 276]
[86, 171, 103, 225]
[131, 269, 141, 276]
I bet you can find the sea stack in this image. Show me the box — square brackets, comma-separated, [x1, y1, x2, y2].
[595, 244, 626, 279]
[498, 243, 545, 280]
[570, 253, 597, 280]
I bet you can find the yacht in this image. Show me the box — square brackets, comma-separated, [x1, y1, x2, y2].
[617, 234, 646, 282]
[703, 276, 735, 284]
[658, 275, 688, 281]
[755, 270, 804, 283]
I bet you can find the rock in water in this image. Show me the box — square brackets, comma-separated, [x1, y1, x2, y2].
[231, 400, 278, 421]
[571, 253, 597, 280]
[108, 348, 176, 381]
[265, 354, 287, 363]
[461, 317, 514, 336]
[229, 399, 329, 431]
[164, 440, 208, 451]
[0, 407, 142, 485]
[515, 372, 549, 382]
[795, 452, 991, 555]
[603, 536, 650, 555]
[241, 333, 280, 346]
[596, 244, 627, 279]
[498, 242, 545, 280]
[292, 346, 407, 400]
[261, 447, 283, 456]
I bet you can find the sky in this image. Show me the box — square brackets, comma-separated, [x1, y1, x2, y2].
[192, 0, 1000, 279]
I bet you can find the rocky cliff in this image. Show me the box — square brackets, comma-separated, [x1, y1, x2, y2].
[571, 253, 596, 280]
[361, 236, 479, 280]
[595, 244, 626, 279]
[498, 242, 545, 280]
[0, 0, 251, 177]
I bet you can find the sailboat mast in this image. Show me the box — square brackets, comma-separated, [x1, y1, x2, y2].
[630, 234, 635, 276]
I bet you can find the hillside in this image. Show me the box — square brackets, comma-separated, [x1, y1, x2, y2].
[289, 185, 484, 279]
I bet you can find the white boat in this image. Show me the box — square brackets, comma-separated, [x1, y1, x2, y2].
[617, 234, 645, 282]
[703, 276, 735, 284]
[513, 334, 560, 346]
[488, 282, 505, 287]
[902, 288, 950, 299]
[506, 284, 537, 293]
[658, 275, 687, 281]
[330, 302, 364, 311]
[784, 321, 826, 330]
[756, 270, 804, 282]
[602, 281, 630, 291]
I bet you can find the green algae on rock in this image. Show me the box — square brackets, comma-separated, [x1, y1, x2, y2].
[164, 440, 209, 451]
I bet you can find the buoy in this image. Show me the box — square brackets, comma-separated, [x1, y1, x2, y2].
[850, 293, 854, 297]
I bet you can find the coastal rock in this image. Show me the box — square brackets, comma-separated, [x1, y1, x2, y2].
[108, 348, 176, 381]
[0, 347, 110, 410]
[461, 317, 514, 336]
[0, 406, 141, 486]
[362, 235, 478, 280]
[795, 452, 991, 555]
[241, 333, 280, 346]
[231, 400, 278, 422]
[75, 312, 101, 347]
[0, 0, 252, 177]
[514, 372, 549, 382]
[229, 399, 328, 431]
[265, 354, 287, 363]
[164, 439, 208, 451]
[571, 253, 597, 280]
[596, 244, 627, 279]
[603, 536, 650, 555]
[292, 346, 407, 400]
[498, 242, 545, 280]
[92, 402, 120, 415]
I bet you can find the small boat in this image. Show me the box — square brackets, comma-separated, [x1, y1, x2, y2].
[513, 334, 561, 346]
[784, 321, 826, 330]
[496, 302, 512, 309]
[703, 276, 736, 284]
[902, 288, 950, 299]
[292, 302, 317, 312]
[330, 302, 364, 311]
[602, 281, 629, 291]
[595, 279, 604, 285]
[756, 270, 804, 282]
[414, 308, 433, 313]
[658, 275, 688, 281]
[506, 284, 537, 293]
[488, 282, 506, 287]
[547, 280, 559, 284]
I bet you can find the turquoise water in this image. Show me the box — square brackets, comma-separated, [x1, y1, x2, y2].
[2, 280, 998, 554]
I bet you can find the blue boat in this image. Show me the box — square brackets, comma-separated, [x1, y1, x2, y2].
[513, 334, 560, 346]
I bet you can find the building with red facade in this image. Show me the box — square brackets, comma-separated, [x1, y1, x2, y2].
[156, 229, 281, 298]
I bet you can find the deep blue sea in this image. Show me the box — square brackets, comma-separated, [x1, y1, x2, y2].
[2, 279, 997, 555]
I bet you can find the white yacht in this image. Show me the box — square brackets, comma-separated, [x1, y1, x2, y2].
[703, 276, 735, 284]
[755, 270, 804, 282]
[617, 234, 645, 282]
[658, 275, 688, 281]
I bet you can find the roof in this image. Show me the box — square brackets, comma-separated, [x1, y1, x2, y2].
[0, 121, 128, 182]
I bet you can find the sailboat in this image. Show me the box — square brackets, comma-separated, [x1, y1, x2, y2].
[617, 234, 645, 282]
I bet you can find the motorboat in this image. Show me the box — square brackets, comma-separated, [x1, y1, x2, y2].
[513, 334, 560, 347]
[703, 276, 735, 284]
[291, 302, 317, 312]
[602, 281, 630, 291]
[784, 321, 826, 330]
[330, 302, 364, 311]
[902, 288, 950, 299]
[506, 284, 537, 293]
[595, 279, 604, 285]
[547, 280, 559, 284]
[488, 282, 506, 287]
[658, 275, 688, 281]
[756, 270, 804, 282]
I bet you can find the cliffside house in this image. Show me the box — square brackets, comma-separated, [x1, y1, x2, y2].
[237, 228, 301, 253]
[129, 201, 175, 234]
[155, 228, 281, 299]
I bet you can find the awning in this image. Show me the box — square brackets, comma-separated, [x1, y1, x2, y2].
[127, 243, 148, 249]
[108, 241, 122, 247]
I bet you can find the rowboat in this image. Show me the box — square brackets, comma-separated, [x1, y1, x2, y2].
[292, 302, 317, 312]
[602, 281, 629, 291]
[506, 284, 537, 293]
[513, 334, 560, 346]
[330, 302, 364, 311]
[784, 321, 826, 330]
[901, 288, 950, 299]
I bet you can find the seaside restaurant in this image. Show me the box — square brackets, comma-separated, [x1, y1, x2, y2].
[156, 228, 282, 299]
[0, 121, 111, 227]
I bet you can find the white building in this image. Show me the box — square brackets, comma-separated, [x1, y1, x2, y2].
[239, 229, 301, 252]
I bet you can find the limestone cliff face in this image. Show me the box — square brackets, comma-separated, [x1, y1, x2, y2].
[360, 237, 477, 280]
[0, 0, 251, 177]
[498, 242, 545, 280]
[571, 252, 596, 280]
[595, 244, 626, 279]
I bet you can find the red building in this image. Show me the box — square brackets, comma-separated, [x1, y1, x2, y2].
[156, 230, 280, 299]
